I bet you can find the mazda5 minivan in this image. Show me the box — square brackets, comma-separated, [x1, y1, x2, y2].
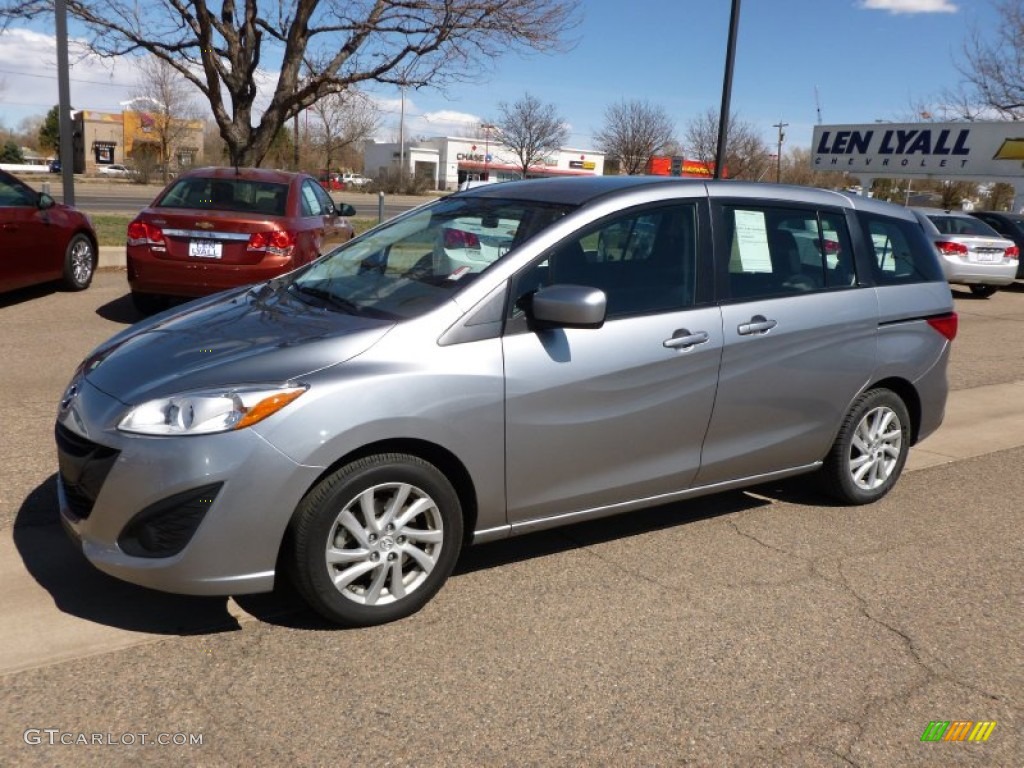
[56, 178, 956, 627]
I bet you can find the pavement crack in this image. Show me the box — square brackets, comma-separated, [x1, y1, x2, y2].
[555, 529, 688, 593]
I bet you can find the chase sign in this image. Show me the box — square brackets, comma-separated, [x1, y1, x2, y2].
[811, 122, 1024, 179]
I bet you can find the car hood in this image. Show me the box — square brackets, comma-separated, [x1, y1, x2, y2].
[81, 285, 395, 404]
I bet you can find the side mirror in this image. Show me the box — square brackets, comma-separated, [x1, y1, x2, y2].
[527, 284, 606, 329]
[337, 203, 357, 217]
[38, 193, 56, 211]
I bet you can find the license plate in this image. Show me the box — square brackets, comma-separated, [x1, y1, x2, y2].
[189, 240, 222, 259]
[971, 251, 1000, 263]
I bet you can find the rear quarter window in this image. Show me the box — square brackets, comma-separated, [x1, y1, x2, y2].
[858, 212, 944, 285]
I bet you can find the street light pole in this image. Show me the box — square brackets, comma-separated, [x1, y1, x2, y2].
[398, 85, 407, 190]
[714, 0, 742, 180]
[480, 122, 495, 181]
[55, 0, 75, 204]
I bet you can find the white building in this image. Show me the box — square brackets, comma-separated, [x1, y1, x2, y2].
[363, 135, 605, 191]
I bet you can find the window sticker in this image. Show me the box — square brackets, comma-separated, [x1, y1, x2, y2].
[732, 209, 773, 273]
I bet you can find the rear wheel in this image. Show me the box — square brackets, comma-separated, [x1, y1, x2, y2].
[287, 453, 463, 627]
[821, 388, 910, 504]
[969, 284, 999, 298]
[61, 233, 95, 290]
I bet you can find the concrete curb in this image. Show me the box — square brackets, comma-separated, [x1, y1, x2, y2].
[98, 246, 126, 268]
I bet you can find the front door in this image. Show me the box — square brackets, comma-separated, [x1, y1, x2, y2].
[502, 201, 724, 526]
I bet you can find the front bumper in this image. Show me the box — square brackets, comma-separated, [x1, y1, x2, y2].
[55, 378, 324, 596]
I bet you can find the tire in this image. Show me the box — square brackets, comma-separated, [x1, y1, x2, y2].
[62, 233, 95, 290]
[969, 284, 998, 298]
[131, 291, 167, 315]
[821, 388, 911, 505]
[287, 453, 463, 627]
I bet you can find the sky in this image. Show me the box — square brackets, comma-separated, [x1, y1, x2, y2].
[0, 0, 1000, 155]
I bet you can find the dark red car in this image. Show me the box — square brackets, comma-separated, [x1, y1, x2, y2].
[0, 169, 97, 294]
[127, 167, 357, 313]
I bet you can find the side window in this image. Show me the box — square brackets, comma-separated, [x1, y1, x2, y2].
[722, 206, 855, 300]
[311, 182, 335, 215]
[300, 181, 322, 216]
[513, 203, 698, 319]
[859, 213, 944, 285]
[0, 177, 36, 207]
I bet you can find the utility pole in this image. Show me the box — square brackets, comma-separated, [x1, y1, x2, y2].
[773, 120, 788, 183]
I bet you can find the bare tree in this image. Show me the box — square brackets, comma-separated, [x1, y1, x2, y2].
[957, 0, 1024, 119]
[491, 93, 568, 178]
[684, 108, 771, 180]
[594, 99, 675, 175]
[310, 89, 381, 173]
[3, 0, 579, 167]
[984, 182, 1016, 210]
[129, 55, 199, 183]
[780, 146, 854, 189]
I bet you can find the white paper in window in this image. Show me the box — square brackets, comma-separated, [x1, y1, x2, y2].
[733, 209, 773, 273]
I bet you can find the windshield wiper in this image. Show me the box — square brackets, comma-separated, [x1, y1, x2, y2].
[288, 284, 363, 315]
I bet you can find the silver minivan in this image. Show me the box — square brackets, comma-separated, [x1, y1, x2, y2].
[56, 178, 957, 626]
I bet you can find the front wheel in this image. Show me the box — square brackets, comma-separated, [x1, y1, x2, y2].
[62, 233, 95, 290]
[969, 284, 999, 298]
[821, 388, 911, 504]
[287, 453, 463, 627]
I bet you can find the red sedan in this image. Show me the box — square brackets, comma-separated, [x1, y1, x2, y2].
[127, 167, 356, 313]
[0, 169, 97, 294]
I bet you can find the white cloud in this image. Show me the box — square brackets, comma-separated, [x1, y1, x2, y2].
[0, 27, 283, 127]
[0, 28, 142, 122]
[859, 0, 958, 13]
[366, 92, 484, 140]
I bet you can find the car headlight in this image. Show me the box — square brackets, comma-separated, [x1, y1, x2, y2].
[118, 384, 307, 436]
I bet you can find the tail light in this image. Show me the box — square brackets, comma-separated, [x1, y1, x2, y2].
[127, 220, 166, 249]
[1006, 245, 1019, 260]
[444, 228, 480, 249]
[934, 240, 968, 257]
[248, 230, 296, 257]
[926, 312, 958, 341]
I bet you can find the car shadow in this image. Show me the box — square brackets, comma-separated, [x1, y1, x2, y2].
[12, 474, 832, 635]
[94, 293, 145, 324]
[0, 282, 58, 308]
[13, 475, 244, 635]
[242, 484, 812, 630]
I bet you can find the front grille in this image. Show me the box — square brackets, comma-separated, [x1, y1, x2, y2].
[55, 422, 120, 520]
[118, 483, 223, 558]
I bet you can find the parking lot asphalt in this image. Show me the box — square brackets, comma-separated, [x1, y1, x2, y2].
[1, 273, 1022, 766]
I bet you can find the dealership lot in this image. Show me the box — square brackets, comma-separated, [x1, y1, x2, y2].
[1, 273, 1022, 766]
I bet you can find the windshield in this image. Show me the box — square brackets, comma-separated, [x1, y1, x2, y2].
[288, 196, 573, 319]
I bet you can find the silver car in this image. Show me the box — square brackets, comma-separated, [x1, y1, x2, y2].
[56, 179, 957, 627]
[911, 207, 1019, 298]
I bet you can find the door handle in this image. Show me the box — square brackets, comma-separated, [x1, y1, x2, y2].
[737, 315, 777, 335]
[663, 329, 710, 350]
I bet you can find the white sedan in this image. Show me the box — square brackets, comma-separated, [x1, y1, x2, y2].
[98, 164, 133, 178]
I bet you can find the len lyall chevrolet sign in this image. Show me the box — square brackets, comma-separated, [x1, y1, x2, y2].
[811, 122, 1024, 179]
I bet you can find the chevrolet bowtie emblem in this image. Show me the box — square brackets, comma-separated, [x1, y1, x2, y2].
[195, 221, 215, 230]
